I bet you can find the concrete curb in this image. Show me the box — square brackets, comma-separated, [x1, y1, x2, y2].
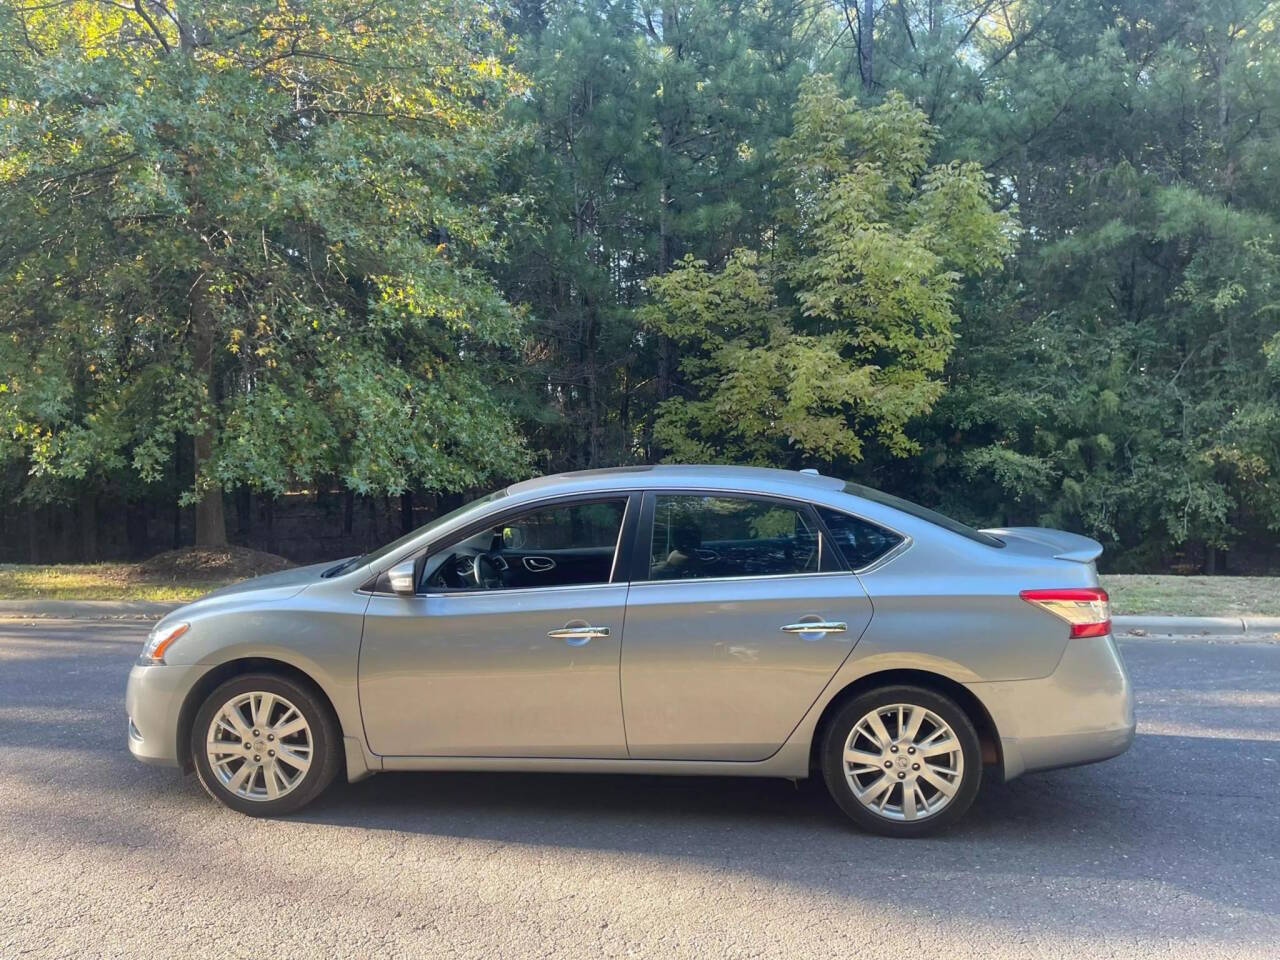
[1112, 614, 1280, 638]
[0, 599, 184, 620]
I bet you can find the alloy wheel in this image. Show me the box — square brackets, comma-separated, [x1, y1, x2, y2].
[842, 702, 965, 822]
[205, 691, 314, 802]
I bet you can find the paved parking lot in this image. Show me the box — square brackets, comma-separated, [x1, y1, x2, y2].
[0, 620, 1276, 959]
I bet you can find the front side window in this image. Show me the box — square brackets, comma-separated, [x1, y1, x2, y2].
[816, 506, 905, 569]
[647, 494, 838, 581]
[424, 498, 627, 591]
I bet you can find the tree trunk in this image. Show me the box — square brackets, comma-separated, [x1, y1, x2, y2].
[265, 496, 276, 555]
[177, 0, 225, 548]
[173, 439, 184, 549]
[78, 489, 97, 562]
[26, 505, 39, 564]
[190, 269, 227, 547]
[400, 490, 415, 534]
[858, 0, 874, 89]
[126, 499, 150, 560]
[193, 437, 226, 546]
[236, 486, 251, 535]
[653, 2, 679, 442]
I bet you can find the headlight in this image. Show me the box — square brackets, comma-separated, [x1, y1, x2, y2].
[140, 622, 189, 664]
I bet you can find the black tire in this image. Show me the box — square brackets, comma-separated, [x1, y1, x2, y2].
[191, 672, 341, 817]
[820, 685, 982, 837]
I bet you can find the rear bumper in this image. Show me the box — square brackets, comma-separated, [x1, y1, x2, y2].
[126, 662, 205, 768]
[966, 632, 1136, 781]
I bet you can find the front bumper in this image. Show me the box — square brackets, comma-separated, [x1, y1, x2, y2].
[967, 632, 1136, 781]
[126, 661, 207, 768]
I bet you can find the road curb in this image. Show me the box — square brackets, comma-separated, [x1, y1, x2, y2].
[0, 599, 183, 620]
[1112, 614, 1280, 638]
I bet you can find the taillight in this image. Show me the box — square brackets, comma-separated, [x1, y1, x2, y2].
[1019, 588, 1111, 638]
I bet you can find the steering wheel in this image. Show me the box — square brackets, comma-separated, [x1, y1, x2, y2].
[472, 553, 504, 589]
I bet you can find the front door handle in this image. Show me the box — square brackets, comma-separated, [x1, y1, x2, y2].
[548, 625, 611, 646]
[780, 621, 847, 635]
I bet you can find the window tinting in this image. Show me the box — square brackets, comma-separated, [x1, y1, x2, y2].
[816, 507, 904, 569]
[424, 499, 627, 591]
[842, 482, 1005, 549]
[509, 501, 626, 551]
[647, 495, 832, 581]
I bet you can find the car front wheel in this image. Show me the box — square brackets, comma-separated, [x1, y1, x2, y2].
[821, 685, 982, 837]
[191, 673, 340, 816]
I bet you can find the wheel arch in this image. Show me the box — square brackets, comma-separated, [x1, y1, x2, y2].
[808, 669, 1003, 778]
[175, 657, 343, 773]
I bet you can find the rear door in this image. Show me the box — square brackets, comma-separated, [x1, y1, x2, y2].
[620, 491, 875, 761]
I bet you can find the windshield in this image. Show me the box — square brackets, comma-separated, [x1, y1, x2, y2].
[843, 482, 1004, 549]
[323, 488, 510, 576]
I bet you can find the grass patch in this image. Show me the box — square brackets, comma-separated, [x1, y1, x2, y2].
[0, 547, 294, 602]
[0, 563, 237, 601]
[1101, 575, 1280, 617]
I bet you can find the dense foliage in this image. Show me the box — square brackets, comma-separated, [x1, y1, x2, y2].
[2, 0, 1278, 570]
[0, 0, 529, 544]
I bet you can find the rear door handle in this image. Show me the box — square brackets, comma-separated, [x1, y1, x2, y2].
[548, 626, 611, 646]
[780, 621, 847, 634]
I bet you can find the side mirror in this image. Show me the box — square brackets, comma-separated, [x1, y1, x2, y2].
[387, 559, 417, 597]
[502, 526, 526, 549]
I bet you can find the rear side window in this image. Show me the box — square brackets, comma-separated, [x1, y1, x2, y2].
[817, 507, 904, 569]
[647, 494, 837, 581]
[842, 482, 1004, 549]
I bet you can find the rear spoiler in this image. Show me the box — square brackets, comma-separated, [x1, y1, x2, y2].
[981, 527, 1104, 563]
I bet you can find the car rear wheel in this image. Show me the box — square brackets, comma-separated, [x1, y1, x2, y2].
[821, 685, 982, 837]
[191, 673, 340, 816]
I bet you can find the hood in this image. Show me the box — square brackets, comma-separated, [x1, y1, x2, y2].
[158, 559, 336, 624]
[982, 527, 1103, 563]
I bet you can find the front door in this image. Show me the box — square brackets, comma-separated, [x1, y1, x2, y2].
[358, 495, 635, 757]
[621, 492, 874, 761]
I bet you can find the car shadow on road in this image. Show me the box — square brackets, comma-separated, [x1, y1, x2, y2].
[287, 729, 1279, 932]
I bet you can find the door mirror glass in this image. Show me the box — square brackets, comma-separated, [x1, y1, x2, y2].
[387, 559, 417, 596]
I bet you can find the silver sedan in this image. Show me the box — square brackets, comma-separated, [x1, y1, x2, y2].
[126, 465, 1134, 836]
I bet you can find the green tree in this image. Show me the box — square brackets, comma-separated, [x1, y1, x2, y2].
[645, 77, 1015, 468]
[498, 0, 811, 469]
[881, 0, 1280, 569]
[0, 0, 529, 545]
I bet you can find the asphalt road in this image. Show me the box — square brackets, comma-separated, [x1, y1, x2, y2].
[0, 621, 1276, 960]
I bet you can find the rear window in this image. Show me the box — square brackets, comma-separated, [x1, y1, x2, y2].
[842, 483, 1005, 549]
